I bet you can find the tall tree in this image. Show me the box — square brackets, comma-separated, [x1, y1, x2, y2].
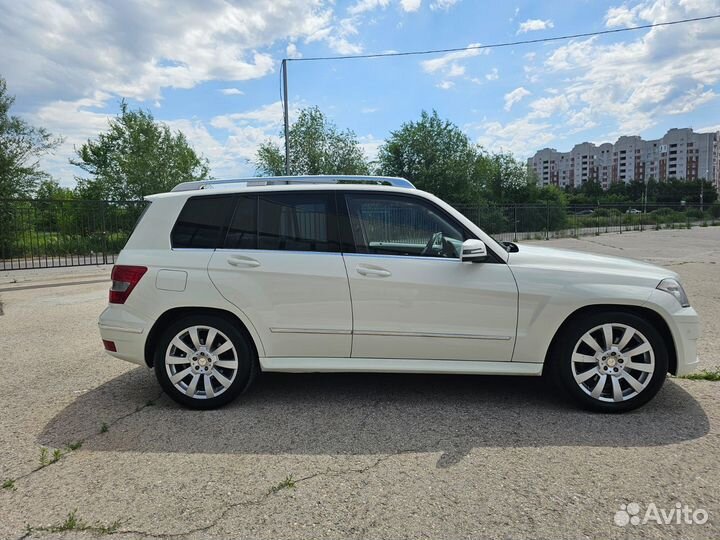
[255, 106, 370, 176]
[71, 101, 209, 200]
[377, 110, 482, 202]
[0, 77, 60, 199]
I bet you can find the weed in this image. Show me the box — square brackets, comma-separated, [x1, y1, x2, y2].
[52, 448, 63, 463]
[66, 441, 82, 451]
[39, 447, 49, 467]
[2, 479, 16, 491]
[29, 510, 121, 535]
[100, 422, 109, 433]
[681, 368, 720, 381]
[270, 475, 297, 494]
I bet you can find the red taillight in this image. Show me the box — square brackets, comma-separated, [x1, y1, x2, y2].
[102, 339, 117, 352]
[109, 265, 147, 304]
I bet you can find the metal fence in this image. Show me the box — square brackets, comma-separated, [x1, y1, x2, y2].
[0, 199, 147, 271]
[0, 198, 718, 271]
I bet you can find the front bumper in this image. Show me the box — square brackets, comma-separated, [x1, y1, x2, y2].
[645, 289, 700, 376]
[98, 306, 149, 366]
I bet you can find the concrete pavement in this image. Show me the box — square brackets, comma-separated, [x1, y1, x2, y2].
[0, 227, 718, 539]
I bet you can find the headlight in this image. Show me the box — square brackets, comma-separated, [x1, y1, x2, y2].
[657, 278, 690, 308]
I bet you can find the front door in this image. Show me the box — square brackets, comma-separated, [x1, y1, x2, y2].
[341, 192, 518, 362]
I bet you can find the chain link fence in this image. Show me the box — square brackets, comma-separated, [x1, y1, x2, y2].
[1, 198, 718, 271]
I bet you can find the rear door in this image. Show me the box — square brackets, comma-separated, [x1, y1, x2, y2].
[208, 191, 352, 358]
[340, 191, 518, 362]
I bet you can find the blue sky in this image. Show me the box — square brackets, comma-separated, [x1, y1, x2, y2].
[1, 0, 719, 186]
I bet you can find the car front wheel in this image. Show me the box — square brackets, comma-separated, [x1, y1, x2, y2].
[154, 315, 257, 409]
[550, 311, 668, 413]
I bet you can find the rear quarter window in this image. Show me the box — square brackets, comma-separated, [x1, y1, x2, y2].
[171, 195, 235, 249]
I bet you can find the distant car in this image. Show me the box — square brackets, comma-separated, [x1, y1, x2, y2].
[626, 208, 642, 214]
[575, 209, 594, 216]
[98, 175, 700, 413]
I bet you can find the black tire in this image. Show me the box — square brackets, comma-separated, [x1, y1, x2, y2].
[549, 311, 668, 413]
[154, 314, 257, 409]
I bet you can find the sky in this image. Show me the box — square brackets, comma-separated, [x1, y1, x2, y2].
[1, 0, 719, 187]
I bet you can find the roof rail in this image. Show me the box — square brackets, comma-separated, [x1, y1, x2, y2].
[171, 175, 415, 192]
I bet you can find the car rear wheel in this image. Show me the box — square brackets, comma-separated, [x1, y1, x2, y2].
[154, 315, 256, 409]
[550, 311, 668, 412]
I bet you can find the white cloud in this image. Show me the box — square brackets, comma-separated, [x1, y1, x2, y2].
[348, 0, 390, 15]
[286, 42, 303, 59]
[485, 68, 499, 81]
[504, 87, 531, 111]
[30, 94, 115, 187]
[605, 6, 639, 28]
[420, 43, 487, 78]
[323, 17, 363, 55]
[664, 84, 717, 115]
[220, 88, 244, 96]
[528, 94, 571, 119]
[517, 18, 554, 34]
[400, 0, 422, 12]
[430, 0, 459, 11]
[358, 134, 383, 161]
[473, 117, 555, 158]
[0, 0, 333, 105]
[541, 0, 720, 135]
[437, 80, 454, 90]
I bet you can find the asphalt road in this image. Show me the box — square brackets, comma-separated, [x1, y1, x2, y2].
[0, 227, 718, 539]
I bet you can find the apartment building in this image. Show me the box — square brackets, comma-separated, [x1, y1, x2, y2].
[528, 128, 720, 190]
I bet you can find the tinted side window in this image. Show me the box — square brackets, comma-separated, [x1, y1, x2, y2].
[225, 195, 257, 249]
[171, 195, 235, 249]
[258, 192, 337, 252]
[345, 193, 467, 258]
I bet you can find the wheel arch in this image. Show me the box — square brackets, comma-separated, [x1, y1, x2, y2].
[144, 307, 260, 368]
[544, 304, 678, 375]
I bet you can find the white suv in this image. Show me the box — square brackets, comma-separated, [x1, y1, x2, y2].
[98, 175, 700, 412]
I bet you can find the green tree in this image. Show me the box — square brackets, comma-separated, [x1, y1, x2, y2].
[35, 178, 74, 200]
[255, 106, 370, 176]
[71, 101, 209, 201]
[378, 110, 480, 202]
[0, 77, 61, 199]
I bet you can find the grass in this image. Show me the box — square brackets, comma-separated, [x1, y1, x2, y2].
[681, 368, 720, 381]
[2, 479, 15, 491]
[66, 441, 83, 451]
[39, 447, 49, 467]
[270, 475, 297, 494]
[100, 422, 109, 433]
[30, 510, 121, 535]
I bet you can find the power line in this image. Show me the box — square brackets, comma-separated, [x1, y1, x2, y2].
[286, 14, 720, 62]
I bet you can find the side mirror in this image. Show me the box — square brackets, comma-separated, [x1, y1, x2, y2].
[461, 239, 487, 263]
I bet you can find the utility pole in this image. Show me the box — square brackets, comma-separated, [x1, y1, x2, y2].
[701, 169, 707, 212]
[282, 59, 290, 175]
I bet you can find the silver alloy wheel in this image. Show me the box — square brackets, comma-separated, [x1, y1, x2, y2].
[571, 322, 655, 402]
[165, 325, 239, 399]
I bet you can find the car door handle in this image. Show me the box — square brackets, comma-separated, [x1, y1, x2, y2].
[356, 266, 391, 278]
[227, 255, 261, 268]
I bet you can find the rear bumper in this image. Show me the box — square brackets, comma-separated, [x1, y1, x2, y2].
[98, 306, 149, 366]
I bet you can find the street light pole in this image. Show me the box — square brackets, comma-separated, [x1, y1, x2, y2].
[282, 59, 290, 175]
[701, 169, 707, 212]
